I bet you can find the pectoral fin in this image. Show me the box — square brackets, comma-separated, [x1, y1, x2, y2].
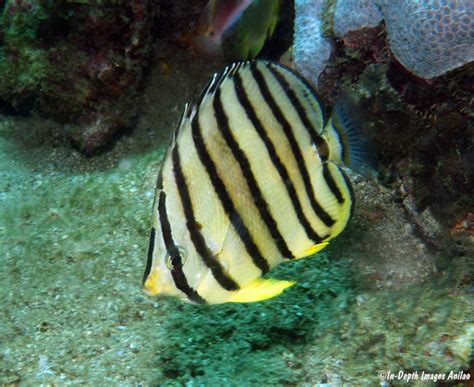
[294, 242, 329, 259]
[229, 278, 295, 303]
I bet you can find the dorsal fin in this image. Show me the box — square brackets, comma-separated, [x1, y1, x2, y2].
[179, 102, 191, 124]
[171, 62, 248, 146]
[172, 102, 191, 142]
[195, 61, 248, 107]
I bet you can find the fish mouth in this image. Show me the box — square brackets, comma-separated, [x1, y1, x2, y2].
[143, 286, 160, 297]
[142, 269, 161, 296]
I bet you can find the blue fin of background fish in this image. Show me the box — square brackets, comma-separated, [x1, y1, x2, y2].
[332, 92, 378, 175]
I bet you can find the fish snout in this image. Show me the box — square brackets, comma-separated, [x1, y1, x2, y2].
[142, 268, 161, 296]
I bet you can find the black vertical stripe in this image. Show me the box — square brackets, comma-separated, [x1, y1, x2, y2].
[155, 169, 164, 192]
[158, 190, 206, 304]
[213, 86, 295, 259]
[322, 163, 345, 204]
[250, 62, 335, 228]
[233, 72, 325, 244]
[264, 61, 329, 122]
[142, 227, 156, 284]
[191, 114, 270, 274]
[172, 145, 240, 291]
[266, 63, 329, 162]
[143, 171, 163, 285]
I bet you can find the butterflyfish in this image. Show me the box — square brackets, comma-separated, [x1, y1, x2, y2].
[143, 60, 373, 304]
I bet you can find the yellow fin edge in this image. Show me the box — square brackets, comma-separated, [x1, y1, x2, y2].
[294, 241, 329, 259]
[229, 278, 295, 303]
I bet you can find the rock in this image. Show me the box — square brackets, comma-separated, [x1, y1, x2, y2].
[0, 0, 159, 154]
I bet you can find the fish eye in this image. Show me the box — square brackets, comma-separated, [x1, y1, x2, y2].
[165, 246, 187, 270]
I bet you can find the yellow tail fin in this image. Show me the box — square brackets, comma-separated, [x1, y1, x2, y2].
[229, 278, 295, 303]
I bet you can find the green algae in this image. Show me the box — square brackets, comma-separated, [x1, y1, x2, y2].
[151, 254, 356, 385]
[320, 0, 337, 38]
[1, 3, 48, 45]
[0, 2, 51, 107]
[0, 0, 155, 132]
[152, 258, 472, 385]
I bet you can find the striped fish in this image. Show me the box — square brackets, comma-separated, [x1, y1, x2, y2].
[143, 60, 370, 304]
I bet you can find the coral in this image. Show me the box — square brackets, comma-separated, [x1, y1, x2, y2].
[0, 0, 159, 155]
[292, 0, 474, 253]
[0, 1, 51, 109]
[333, 0, 382, 37]
[381, 0, 474, 79]
[293, 0, 332, 87]
[318, 57, 474, 256]
[294, 0, 474, 82]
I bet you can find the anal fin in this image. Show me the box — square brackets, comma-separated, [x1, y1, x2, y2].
[294, 242, 329, 259]
[229, 278, 295, 303]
